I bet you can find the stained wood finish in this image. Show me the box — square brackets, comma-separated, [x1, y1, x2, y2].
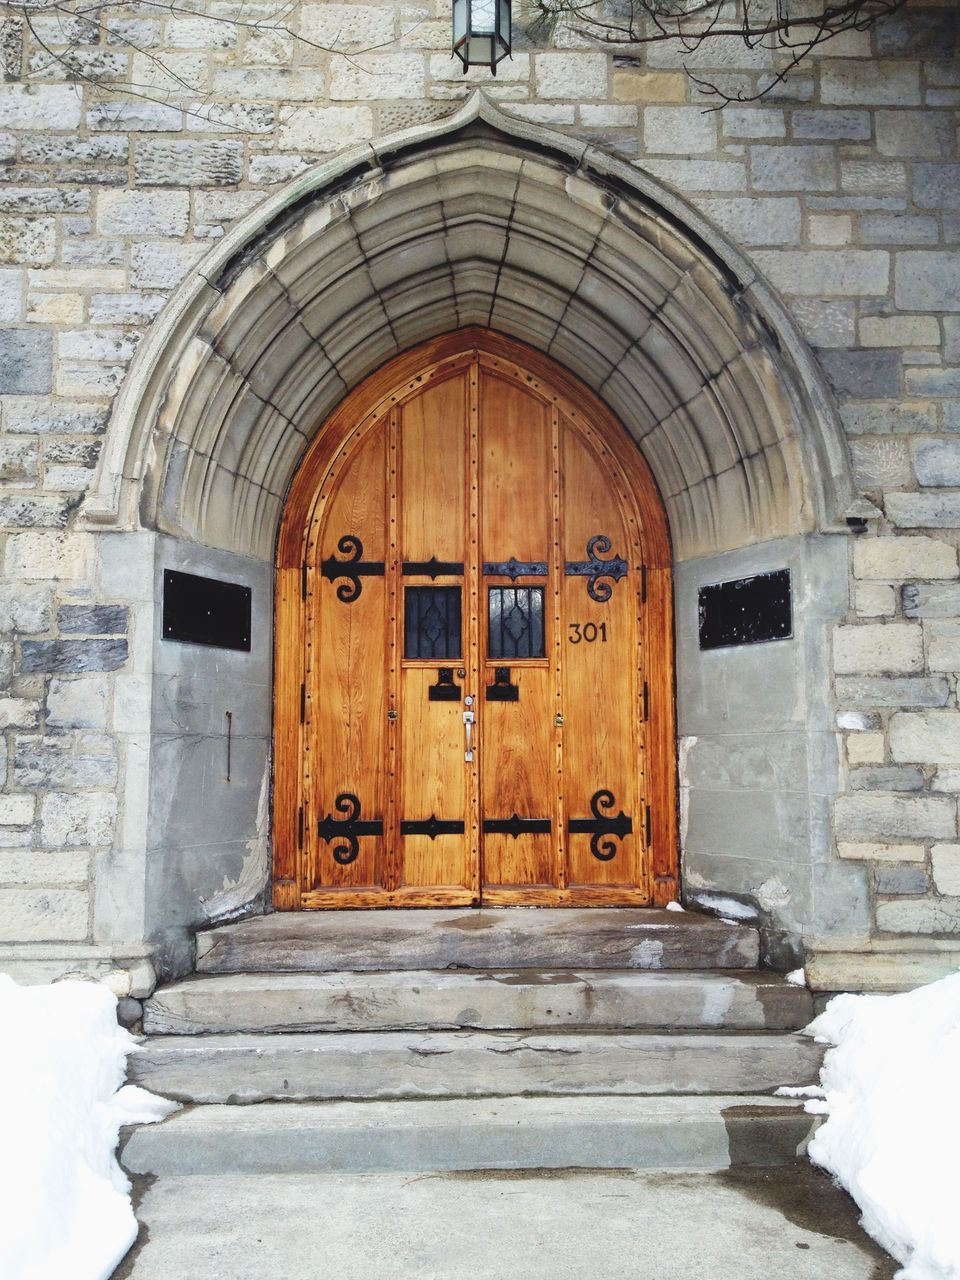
[275, 329, 677, 909]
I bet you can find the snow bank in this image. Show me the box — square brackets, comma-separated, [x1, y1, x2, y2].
[0, 976, 177, 1280]
[803, 972, 960, 1280]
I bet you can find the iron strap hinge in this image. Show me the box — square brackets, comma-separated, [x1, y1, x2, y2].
[645, 804, 652, 847]
[301, 562, 307, 600]
[300, 683, 306, 723]
[641, 564, 647, 604]
[643, 680, 649, 722]
[297, 805, 304, 849]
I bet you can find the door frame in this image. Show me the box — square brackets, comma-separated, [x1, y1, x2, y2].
[272, 327, 678, 909]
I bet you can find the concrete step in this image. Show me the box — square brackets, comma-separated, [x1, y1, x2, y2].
[120, 1095, 819, 1176]
[129, 1029, 822, 1103]
[143, 969, 812, 1035]
[196, 908, 760, 974]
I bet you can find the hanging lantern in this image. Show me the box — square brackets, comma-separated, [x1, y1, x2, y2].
[452, 0, 512, 74]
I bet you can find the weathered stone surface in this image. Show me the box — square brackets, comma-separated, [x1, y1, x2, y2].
[848, 766, 923, 793]
[698, 197, 800, 246]
[97, 189, 190, 236]
[792, 109, 870, 140]
[40, 791, 116, 848]
[820, 350, 900, 398]
[876, 110, 955, 159]
[791, 298, 855, 347]
[876, 898, 960, 934]
[750, 250, 888, 297]
[835, 676, 950, 708]
[850, 439, 911, 489]
[845, 733, 885, 764]
[859, 212, 939, 245]
[0, 887, 88, 941]
[57, 604, 128, 634]
[750, 145, 834, 191]
[0, 328, 51, 393]
[0, 494, 73, 527]
[833, 624, 922, 675]
[129, 242, 207, 289]
[834, 793, 956, 840]
[837, 840, 925, 862]
[890, 710, 960, 765]
[875, 865, 930, 896]
[534, 53, 607, 100]
[45, 676, 110, 731]
[197, 909, 760, 974]
[128, 1028, 823, 1103]
[888, 494, 960, 529]
[895, 251, 960, 311]
[277, 105, 372, 152]
[0, 584, 49, 632]
[329, 51, 425, 99]
[135, 140, 244, 186]
[120, 1095, 818, 1178]
[20, 639, 128, 674]
[14, 736, 118, 788]
[0, 794, 35, 825]
[915, 441, 960, 489]
[854, 536, 957, 580]
[820, 60, 921, 106]
[903, 583, 960, 617]
[143, 969, 812, 1036]
[0, 699, 40, 730]
[87, 100, 182, 131]
[932, 844, 960, 896]
[0, 849, 88, 886]
[0, 85, 82, 130]
[913, 164, 960, 211]
[644, 106, 716, 154]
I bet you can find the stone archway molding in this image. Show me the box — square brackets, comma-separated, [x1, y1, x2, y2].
[83, 90, 859, 563]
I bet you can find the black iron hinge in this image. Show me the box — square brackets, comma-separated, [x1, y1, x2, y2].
[301, 562, 307, 600]
[641, 564, 647, 604]
[642, 680, 649, 722]
[645, 804, 652, 847]
[297, 805, 304, 849]
[300, 683, 306, 723]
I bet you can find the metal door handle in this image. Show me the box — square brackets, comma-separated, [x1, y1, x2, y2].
[463, 695, 475, 762]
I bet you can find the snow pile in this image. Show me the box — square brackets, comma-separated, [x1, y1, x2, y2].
[802, 972, 960, 1280]
[0, 975, 177, 1280]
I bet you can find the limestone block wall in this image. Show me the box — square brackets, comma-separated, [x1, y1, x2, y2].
[0, 0, 958, 989]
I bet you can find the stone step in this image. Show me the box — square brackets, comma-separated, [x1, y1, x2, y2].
[143, 969, 812, 1035]
[129, 1029, 822, 1104]
[120, 1095, 819, 1177]
[195, 908, 760, 974]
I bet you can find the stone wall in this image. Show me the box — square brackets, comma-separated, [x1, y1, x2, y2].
[0, 0, 959, 991]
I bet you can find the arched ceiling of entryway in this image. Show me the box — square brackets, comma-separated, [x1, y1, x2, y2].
[86, 92, 856, 563]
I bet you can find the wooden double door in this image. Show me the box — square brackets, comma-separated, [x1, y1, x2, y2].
[274, 330, 676, 909]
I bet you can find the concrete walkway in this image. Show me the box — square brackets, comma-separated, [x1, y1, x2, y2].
[116, 1165, 896, 1279]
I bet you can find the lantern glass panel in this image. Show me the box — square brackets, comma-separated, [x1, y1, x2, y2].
[498, 0, 511, 42]
[472, 0, 496, 32]
[453, 0, 467, 42]
[468, 33, 495, 63]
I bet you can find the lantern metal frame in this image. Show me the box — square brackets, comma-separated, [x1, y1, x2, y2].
[452, 0, 512, 74]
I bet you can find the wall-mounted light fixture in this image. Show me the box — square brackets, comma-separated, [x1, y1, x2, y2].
[452, 0, 512, 73]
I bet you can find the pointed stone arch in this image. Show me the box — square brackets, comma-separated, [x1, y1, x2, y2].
[85, 91, 855, 565]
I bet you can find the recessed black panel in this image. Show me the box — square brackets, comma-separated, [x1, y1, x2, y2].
[698, 569, 792, 651]
[162, 569, 252, 651]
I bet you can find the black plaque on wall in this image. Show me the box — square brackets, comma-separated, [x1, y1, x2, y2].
[698, 569, 792, 651]
[162, 569, 252, 651]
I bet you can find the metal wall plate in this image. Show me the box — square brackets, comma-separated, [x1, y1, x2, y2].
[698, 568, 792, 651]
[162, 569, 252, 651]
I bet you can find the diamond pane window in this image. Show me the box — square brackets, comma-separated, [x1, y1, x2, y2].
[404, 586, 462, 660]
[488, 586, 546, 659]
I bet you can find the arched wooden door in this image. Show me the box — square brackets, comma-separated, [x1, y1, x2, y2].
[274, 330, 677, 909]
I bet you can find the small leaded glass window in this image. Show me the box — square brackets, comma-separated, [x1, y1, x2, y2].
[488, 586, 546, 659]
[404, 587, 462, 660]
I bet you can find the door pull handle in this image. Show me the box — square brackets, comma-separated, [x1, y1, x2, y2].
[463, 695, 475, 762]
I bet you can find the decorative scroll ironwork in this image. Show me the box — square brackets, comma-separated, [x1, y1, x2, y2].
[400, 816, 466, 840]
[321, 535, 384, 603]
[402, 556, 464, 579]
[483, 558, 548, 580]
[564, 535, 628, 603]
[488, 586, 546, 660]
[483, 814, 552, 838]
[485, 666, 518, 701]
[568, 789, 633, 862]
[317, 792, 383, 865]
[405, 586, 462, 660]
[428, 667, 462, 702]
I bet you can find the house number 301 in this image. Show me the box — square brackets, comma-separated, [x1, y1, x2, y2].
[568, 622, 608, 644]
